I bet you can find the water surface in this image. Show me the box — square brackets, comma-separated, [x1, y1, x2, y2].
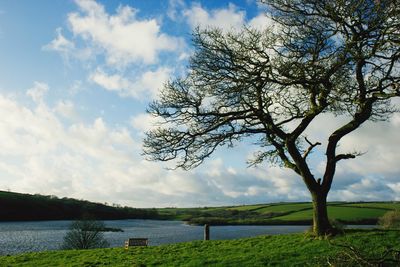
[0, 220, 375, 255]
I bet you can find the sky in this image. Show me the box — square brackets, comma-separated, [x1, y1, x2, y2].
[0, 0, 399, 208]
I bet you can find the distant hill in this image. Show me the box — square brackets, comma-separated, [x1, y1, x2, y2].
[157, 201, 400, 225]
[0, 191, 159, 221]
[2, 190, 398, 224]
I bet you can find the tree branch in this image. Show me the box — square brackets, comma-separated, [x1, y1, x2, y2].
[303, 137, 321, 160]
[335, 153, 355, 162]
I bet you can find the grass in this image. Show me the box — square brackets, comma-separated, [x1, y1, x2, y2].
[275, 206, 387, 222]
[257, 203, 312, 214]
[1, 229, 399, 266]
[342, 202, 400, 210]
[158, 201, 399, 225]
[226, 204, 270, 211]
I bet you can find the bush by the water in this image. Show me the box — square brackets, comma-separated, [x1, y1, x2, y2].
[379, 210, 400, 229]
[61, 219, 109, 250]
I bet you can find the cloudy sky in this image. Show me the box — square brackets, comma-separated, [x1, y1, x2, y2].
[0, 0, 399, 208]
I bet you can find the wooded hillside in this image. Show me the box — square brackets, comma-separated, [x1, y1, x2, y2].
[0, 191, 159, 221]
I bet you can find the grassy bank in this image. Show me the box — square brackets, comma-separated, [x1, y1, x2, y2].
[1, 229, 399, 266]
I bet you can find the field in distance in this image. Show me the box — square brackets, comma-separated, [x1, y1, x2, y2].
[2, 190, 398, 225]
[157, 201, 400, 225]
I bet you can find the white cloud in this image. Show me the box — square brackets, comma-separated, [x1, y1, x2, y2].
[139, 68, 171, 98]
[89, 70, 129, 92]
[131, 113, 161, 134]
[388, 183, 400, 201]
[44, 0, 182, 100]
[167, 0, 185, 21]
[301, 110, 400, 201]
[54, 100, 78, 120]
[338, 116, 400, 178]
[0, 90, 320, 207]
[43, 28, 74, 53]
[181, 3, 276, 32]
[329, 178, 395, 201]
[248, 13, 276, 31]
[183, 3, 246, 31]
[305, 111, 400, 180]
[89, 67, 171, 99]
[0, 92, 141, 202]
[42, 28, 78, 65]
[68, 80, 84, 95]
[26, 81, 49, 103]
[3, 88, 400, 206]
[66, 0, 182, 67]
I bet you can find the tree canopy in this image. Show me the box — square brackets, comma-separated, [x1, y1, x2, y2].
[143, 0, 399, 235]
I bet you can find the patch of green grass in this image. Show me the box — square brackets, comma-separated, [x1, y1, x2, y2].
[227, 204, 270, 211]
[328, 206, 388, 220]
[256, 203, 313, 214]
[340, 202, 400, 210]
[1, 230, 399, 266]
[276, 206, 387, 221]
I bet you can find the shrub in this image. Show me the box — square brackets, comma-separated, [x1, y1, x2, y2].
[61, 219, 110, 250]
[379, 210, 400, 229]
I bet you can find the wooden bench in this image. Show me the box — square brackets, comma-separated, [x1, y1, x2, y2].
[124, 238, 148, 249]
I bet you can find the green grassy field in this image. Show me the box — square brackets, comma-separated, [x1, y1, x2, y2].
[257, 203, 312, 213]
[275, 206, 386, 221]
[341, 202, 399, 210]
[1, 230, 399, 266]
[227, 204, 268, 211]
[158, 201, 400, 225]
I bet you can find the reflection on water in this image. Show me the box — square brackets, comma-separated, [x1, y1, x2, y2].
[0, 220, 376, 255]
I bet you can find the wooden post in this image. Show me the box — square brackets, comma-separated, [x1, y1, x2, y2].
[204, 224, 210, 240]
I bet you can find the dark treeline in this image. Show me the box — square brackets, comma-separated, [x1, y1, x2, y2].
[0, 191, 159, 221]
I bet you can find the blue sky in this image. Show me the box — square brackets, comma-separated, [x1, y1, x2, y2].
[0, 0, 399, 207]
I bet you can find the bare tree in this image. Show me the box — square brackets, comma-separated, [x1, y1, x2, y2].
[143, 0, 400, 235]
[61, 219, 109, 250]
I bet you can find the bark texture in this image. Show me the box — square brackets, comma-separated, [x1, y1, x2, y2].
[311, 191, 333, 235]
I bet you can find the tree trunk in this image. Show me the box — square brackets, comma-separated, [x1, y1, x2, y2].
[311, 191, 333, 236]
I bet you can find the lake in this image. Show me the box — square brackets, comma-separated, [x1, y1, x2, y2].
[0, 220, 375, 255]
